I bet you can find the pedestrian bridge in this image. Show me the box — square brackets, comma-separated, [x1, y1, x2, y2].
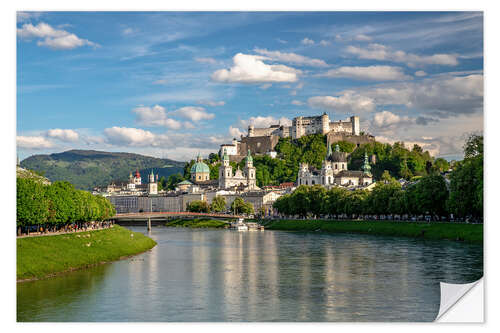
[112, 212, 243, 227]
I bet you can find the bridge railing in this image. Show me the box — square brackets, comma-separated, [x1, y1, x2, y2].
[114, 212, 244, 219]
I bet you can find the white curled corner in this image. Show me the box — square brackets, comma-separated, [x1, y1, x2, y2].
[435, 278, 483, 322]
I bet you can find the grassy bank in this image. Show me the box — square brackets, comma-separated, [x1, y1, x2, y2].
[17, 225, 157, 281]
[166, 218, 228, 228]
[265, 219, 483, 244]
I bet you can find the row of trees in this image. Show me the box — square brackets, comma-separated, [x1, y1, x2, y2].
[273, 174, 449, 220]
[17, 178, 116, 228]
[273, 134, 483, 221]
[186, 196, 255, 215]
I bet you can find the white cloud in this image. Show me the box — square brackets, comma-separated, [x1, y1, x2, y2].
[122, 27, 137, 36]
[229, 126, 245, 138]
[319, 40, 331, 46]
[197, 100, 225, 107]
[308, 91, 376, 113]
[415, 70, 427, 77]
[363, 74, 483, 117]
[238, 116, 292, 129]
[132, 105, 182, 129]
[211, 53, 300, 83]
[46, 129, 79, 142]
[346, 43, 458, 67]
[17, 136, 54, 149]
[277, 38, 288, 44]
[301, 38, 315, 45]
[319, 65, 410, 81]
[354, 34, 372, 41]
[260, 83, 272, 90]
[17, 22, 97, 50]
[195, 57, 217, 64]
[291, 100, 304, 106]
[372, 111, 416, 129]
[104, 127, 156, 147]
[173, 106, 215, 122]
[254, 48, 328, 67]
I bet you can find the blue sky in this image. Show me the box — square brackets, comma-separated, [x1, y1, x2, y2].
[17, 11, 483, 161]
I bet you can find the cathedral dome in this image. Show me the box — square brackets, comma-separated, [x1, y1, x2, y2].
[191, 161, 210, 174]
[190, 154, 210, 174]
[327, 144, 347, 162]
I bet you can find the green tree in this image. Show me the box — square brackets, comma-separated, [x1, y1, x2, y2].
[16, 178, 50, 227]
[186, 200, 210, 213]
[231, 197, 254, 215]
[210, 195, 226, 213]
[414, 174, 449, 218]
[433, 158, 450, 173]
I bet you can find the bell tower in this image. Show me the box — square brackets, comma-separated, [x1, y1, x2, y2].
[219, 148, 233, 189]
[244, 149, 256, 189]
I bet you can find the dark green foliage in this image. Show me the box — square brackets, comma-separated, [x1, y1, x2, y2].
[447, 134, 483, 219]
[186, 200, 210, 213]
[166, 173, 184, 190]
[210, 196, 226, 212]
[16, 178, 116, 228]
[166, 218, 227, 229]
[332, 140, 356, 153]
[230, 197, 254, 215]
[20, 150, 184, 190]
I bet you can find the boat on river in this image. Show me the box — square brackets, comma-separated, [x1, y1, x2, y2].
[230, 218, 248, 231]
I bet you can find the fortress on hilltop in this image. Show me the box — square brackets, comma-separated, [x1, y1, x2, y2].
[220, 113, 375, 161]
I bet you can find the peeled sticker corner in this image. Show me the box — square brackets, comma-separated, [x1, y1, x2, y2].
[435, 278, 483, 322]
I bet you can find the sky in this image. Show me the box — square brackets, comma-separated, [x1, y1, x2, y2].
[16, 11, 483, 162]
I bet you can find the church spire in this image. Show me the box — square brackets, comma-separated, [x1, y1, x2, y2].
[363, 152, 372, 176]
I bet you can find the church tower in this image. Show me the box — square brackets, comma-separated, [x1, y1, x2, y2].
[148, 169, 158, 195]
[244, 149, 256, 189]
[219, 148, 233, 189]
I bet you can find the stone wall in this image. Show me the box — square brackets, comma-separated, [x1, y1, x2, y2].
[240, 135, 281, 154]
[327, 133, 375, 148]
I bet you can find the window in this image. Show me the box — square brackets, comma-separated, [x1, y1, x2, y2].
[312, 180, 315, 185]
[328, 176, 331, 184]
[342, 164, 345, 169]
[335, 164, 337, 169]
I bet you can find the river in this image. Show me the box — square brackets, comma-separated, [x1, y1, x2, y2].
[17, 226, 483, 322]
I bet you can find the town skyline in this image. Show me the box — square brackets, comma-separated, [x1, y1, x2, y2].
[17, 11, 483, 161]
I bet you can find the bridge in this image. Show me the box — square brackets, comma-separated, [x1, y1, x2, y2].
[111, 212, 243, 229]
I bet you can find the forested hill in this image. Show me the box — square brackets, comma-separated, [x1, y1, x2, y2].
[20, 150, 185, 190]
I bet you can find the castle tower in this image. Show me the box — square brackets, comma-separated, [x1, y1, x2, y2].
[219, 148, 233, 189]
[351, 116, 360, 135]
[244, 149, 256, 189]
[321, 112, 330, 134]
[148, 169, 158, 195]
[248, 125, 255, 137]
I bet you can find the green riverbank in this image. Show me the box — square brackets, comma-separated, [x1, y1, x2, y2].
[166, 218, 228, 228]
[264, 219, 483, 244]
[17, 225, 157, 281]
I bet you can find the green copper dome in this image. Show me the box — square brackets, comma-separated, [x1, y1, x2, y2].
[190, 154, 210, 174]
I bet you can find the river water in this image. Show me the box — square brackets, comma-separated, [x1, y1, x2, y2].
[17, 227, 483, 322]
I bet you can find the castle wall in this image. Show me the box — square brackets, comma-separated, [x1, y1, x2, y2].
[240, 135, 280, 154]
[327, 132, 375, 148]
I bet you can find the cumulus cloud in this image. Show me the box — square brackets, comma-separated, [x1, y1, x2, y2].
[173, 106, 215, 122]
[254, 48, 328, 67]
[308, 91, 376, 113]
[319, 40, 331, 46]
[238, 116, 292, 129]
[17, 12, 42, 23]
[132, 105, 182, 129]
[354, 34, 372, 41]
[197, 100, 225, 107]
[46, 128, 79, 142]
[364, 74, 483, 117]
[17, 22, 97, 50]
[319, 65, 410, 81]
[195, 57, 217, 64]
[301, 38, 315, 45]
[415, 70, 427, 77]
[229, 126, 245, 138]
[104, 127, 156, 147]
[346, 43, 458, 67]
[17, 136, 54, 149]
[211, 53, 300, 83]
[291, 100, 304, 106]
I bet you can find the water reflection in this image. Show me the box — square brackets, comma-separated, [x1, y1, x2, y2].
[17, 227, 483, 322]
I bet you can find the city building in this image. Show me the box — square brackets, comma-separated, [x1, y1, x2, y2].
[297, 144, 373, 188]
[219, 148, 258, 190]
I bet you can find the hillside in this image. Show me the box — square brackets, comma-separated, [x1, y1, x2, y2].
[20, 150, 185, 190]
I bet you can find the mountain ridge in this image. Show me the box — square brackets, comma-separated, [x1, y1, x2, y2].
[20, 149, 185, 190]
